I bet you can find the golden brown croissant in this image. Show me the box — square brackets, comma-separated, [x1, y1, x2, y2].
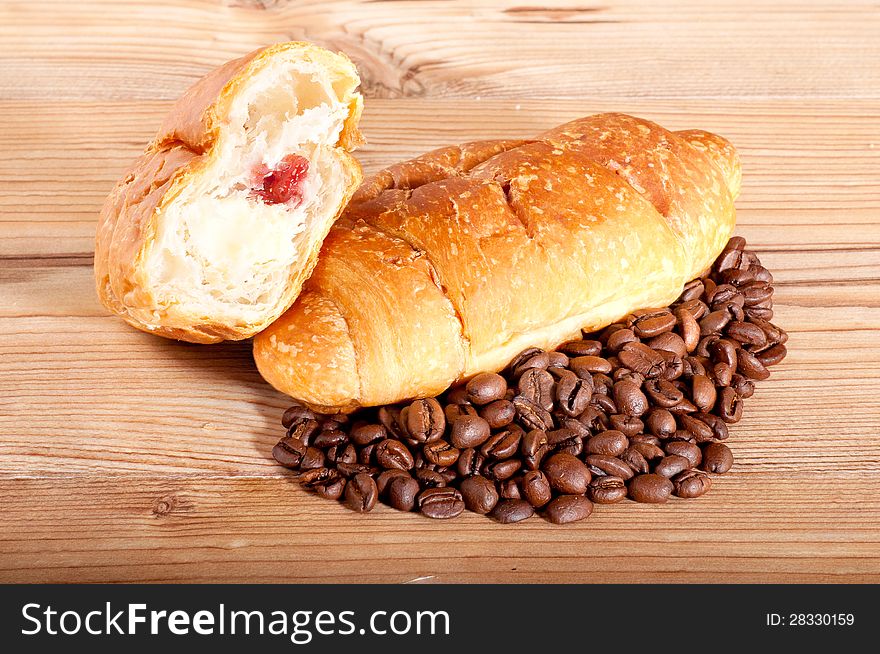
[254, 113, 741, 412]
[94, 42, 363, 343]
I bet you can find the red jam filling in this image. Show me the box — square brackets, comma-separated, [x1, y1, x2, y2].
[252, 154, 309, 206]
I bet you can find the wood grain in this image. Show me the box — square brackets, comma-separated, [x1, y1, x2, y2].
[1, 0, 879, 583]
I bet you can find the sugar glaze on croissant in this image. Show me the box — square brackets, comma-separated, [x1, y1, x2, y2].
[254, 113, 741, 412]
[94, 42, 363, 343]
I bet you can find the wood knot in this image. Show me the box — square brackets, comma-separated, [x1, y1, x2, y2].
[152, 494, 179, 517]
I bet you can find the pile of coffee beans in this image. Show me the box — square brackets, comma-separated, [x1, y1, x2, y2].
[273, 237, 787, 523]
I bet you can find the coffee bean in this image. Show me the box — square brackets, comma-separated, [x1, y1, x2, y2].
[480, 399, 516, 428]
[559, 339, 602, 356]
[584, 454, 634, 480]
[679, 278, 706, 301]
[586, 430, 629, 457]
[555, 369, 593, 416]
[545, 495, 594, 524]
[543, 453, 591, 494]
[423, 440, 460, 467]
[350, 423, 387, 447]
[654, 454, 691, 478]
[645, 408, 677, 438]
[450, 415, 491, 449]
[606, 328, 639, 353]
[465, 372, 508, 405]
[612, 379, 649, 416]
[726, 321, 767, 347]
[287, 419, 321, 444]
[647, 331, 688, 358]
[679, 298, 708, 320]
[736, 348, 771, 380]
[521, 470, 553, 507]
[418, 487, 465, 519]
[730, 374, 755, 399]
[756, 343, 787, 367]
[675, 307, 700, 353]
[618, 342, 666, 378]
[620, 446, 649, 474]
[456, 448, 485, 477]
[628, 308, 676, 337]
[273, 437, 307, 468]
[490, 499, 535, 524]
[710, 338, 738, 367]
[691, 374, 717, 412]
[513, 395, 554, 431]
[741, 281, 773, 307]
[628, 473, 674, 503]
[712, 362, 734, 387]
[378, 406, 406, 439]
[335, 461, 372, 478]
[608, 414, 644, 437]
[631, 441, 665, 461]
[459, 475, 499, 514]
[521, 429, 551, 470]
[480, 428, 522, 459]
[570, 355, 613, 377]
[697, 412, 729, 441]
[699, 310, 730, 335]
[344, 473, 378, 512]
[300, 446, 326, 470]
[673, 470, 712, 498]
[377, 469, 412, 495]
[548, 351, 570, 369]
[664, 440, 702, 468]
[658, 350, 684, 380]
[387, 475, 420, 511]
[701, 442, 734, 474]
[405, 398, 446, 442]
[518, 368, 556, 411]
[718, 386, 743, 423]
[312, 429, 348, 449]
[630, 434, 662, 447]
[375, 439, 414, 470]
[281, 403, 316, 429]
[589, 475, 627, 503]
[484, 458, 522, 481]
[643, 376, 684, 408]
[678, 414, 715, 443]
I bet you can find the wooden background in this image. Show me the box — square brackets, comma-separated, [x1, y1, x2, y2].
[1, 0, 879, 583]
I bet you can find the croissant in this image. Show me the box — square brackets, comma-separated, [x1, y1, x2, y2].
[94, 42, 363, 343]
[254, 112, 742, 412]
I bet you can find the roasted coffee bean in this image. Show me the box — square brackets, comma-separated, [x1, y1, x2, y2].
[415, 468, 446, 488]
[287, 419, 321, 444]
[377, 469, 412, 495]
[350, 423, 387, 447]
[555, 369, 593, 416]
[679, 278, 705, 301]
[591, 373, 614, 395]
[406, 398, 446, 442]
[751, 317, 786, 345]
[726, 321, 767, 347]
[697, 412, 729, 441]
[335, 462, 372, 478]
[701, 442, 734, 474]
[736, 348, 771, 380]
[386, 475, 420, 511]
[344, 473, 378, 512]
[273, 437, 307, 468]
[664, 440, 702, 468]
[590, 393, 617, 415]
[465, 373, 508, 406]
[612, 380, 649, 417]
[450, 414, 492, 449]
[543, 453, 591, 494]
[521, 429, 551, 470]
[490, 499, 535, 524]
[418, 487, 464, 519]
[699, 310, 731, 336]
[613, 368, 645, 386]
[570, 355, 613, 377]
[631, 441, 665, 461]
[545, 495, 593, 524]
[756, 343, 787, 367]
[589, 475, 627, 503]
[423, 440, 460, 467]
[658, 350, 684, 381]
[620, 447, 649, 474]
[673, 470, 712, 498]
[628, 473, 674, 503]
[674, 307, 700, 353]
[691, 374, 718, 412]
[679, 298, 709, 320]
[481, 428, 522, 459]
[510, 348, 550, 378]
[717, 386, 743, 423]
[375, 439, 415, 470]
[608, 414, 643, 437]
[547, 351, 569, 368]
[378, 406, 406, 439]
[445, 403, 477, 423]
[312, 429, 348, 449]
[547, 427, 581, 447]
[300, 446, 326, 470]
[730, 374, 755, 399]
[518, 368, 556, 411]
[513, 395, 554, 431]
[645, 407, 677, 438]
[741, 281, 773, 307]
[618, 342, 666, 378]
[744, 306, 774, 321]
[654, 454, 692, 478]
[499, 478, 521, 499]
[459, 475, 499, 514]
[281, 403, 316, 429]
[326, 443, 357, 465]
[456, 448, 485, 477]
[647, 331, 688, 358]
[712, 362, 734, 387]
[669, 429, 696, 444]
[707, 283, 742, 308]
[628, 308, 676, 337]
[559, 339, 602, 356]
[480, 399, 516, 428]
[578, 406, 609, 433]
[521, 470, 553, 507]
[678, 414, 715, 443]
[668, 397, 698, 415]
[584, 454, 634, 480]
[484, 458, 522, 481]
[629, 434, 662, 447]
[643, 378, 683, 408]
[606, 328, 639, 353]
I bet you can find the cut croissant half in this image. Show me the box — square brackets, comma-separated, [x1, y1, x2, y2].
[94, 42, 363, 343]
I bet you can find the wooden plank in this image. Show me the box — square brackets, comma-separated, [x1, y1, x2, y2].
[1, 98, 879, 257]
[1, 474, 877, 583]
[0, 1, 878, 101]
